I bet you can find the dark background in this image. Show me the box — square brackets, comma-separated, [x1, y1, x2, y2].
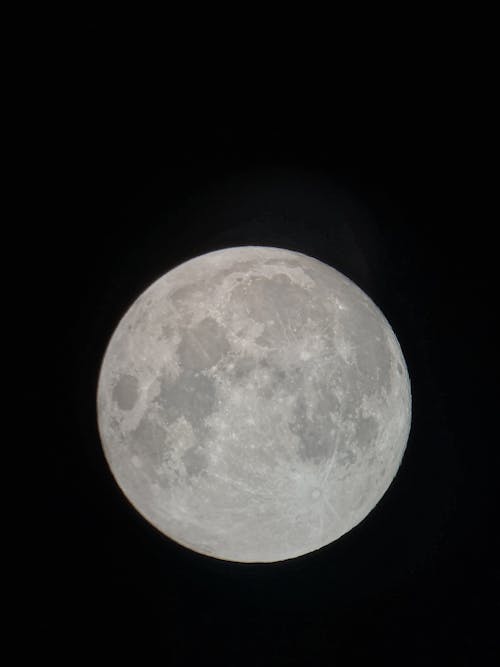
[37, 98, 496, 664]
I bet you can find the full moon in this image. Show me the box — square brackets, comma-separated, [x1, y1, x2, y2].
[97, 246, 411, 562]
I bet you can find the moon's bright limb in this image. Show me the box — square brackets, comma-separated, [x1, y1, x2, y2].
[97, 246, 411, 563]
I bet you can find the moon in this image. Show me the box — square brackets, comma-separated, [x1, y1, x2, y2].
[97, 246, 411, 563]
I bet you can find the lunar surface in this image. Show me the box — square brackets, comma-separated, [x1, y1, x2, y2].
[97, 246, 411, 562]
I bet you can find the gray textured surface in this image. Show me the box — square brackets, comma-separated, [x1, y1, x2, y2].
[97, 246, 411, 562]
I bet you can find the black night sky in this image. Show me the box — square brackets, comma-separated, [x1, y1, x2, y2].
[37, 88, 496, 664]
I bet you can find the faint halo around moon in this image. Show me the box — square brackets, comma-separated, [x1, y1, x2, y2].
[97, 246, 411, 563]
